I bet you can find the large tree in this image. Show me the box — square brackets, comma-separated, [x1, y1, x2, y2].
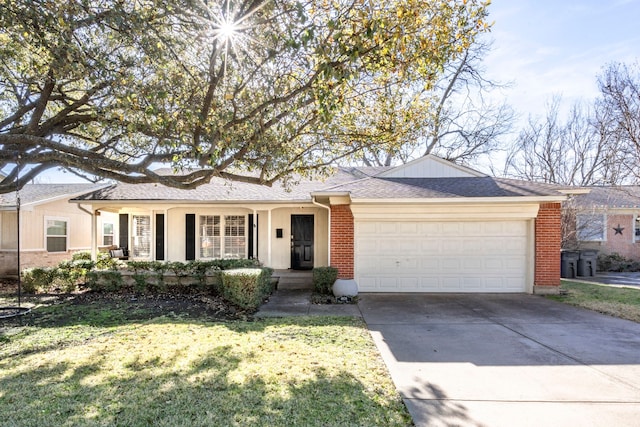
[0, 0, 490, 192]
[344, 40, 514, 167]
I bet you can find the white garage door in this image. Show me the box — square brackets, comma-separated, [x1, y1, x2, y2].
[355, 220, 529, 293]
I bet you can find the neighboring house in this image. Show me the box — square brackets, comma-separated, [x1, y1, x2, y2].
[0, 183, 116, 276]
[71, 156, 567, 294]
[570, 186, 640, 261]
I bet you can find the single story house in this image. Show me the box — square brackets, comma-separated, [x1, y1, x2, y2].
[71, 156, 567, 294]
[0, 183, 117, 276]
[569, 186, 640, 260]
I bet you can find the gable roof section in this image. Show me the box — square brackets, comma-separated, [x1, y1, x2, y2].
[378, 155, 486, 178]
[69, 156, 565, 204]
[0, 183, 108, 209]
[317, 176, 565, 201]
[573, 186, 640, 209]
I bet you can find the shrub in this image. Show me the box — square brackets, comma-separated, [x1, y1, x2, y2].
[598, 252, 640, 272]
[21, 268, 56, 293]
[72, 251, 92, 261]
[95, 251, 123, 270]
[313, 266, 339, 295]
[220, 268, 273, 310]
[85, 270, 124, 292]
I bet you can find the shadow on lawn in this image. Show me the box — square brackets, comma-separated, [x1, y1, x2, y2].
[0, 342, 411, 426]
[0, 292, 359, 334]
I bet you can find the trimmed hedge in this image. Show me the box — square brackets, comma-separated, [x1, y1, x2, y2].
[313, 266, 339, 295]
[23, 257, 272, 310]
[221, 268, 274, 310]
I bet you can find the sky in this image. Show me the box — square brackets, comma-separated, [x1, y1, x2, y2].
[482, 0, 640, 119]
[23, 0, 640, 183]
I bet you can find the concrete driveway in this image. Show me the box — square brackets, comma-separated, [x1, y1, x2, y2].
[358, 294, 640, 427]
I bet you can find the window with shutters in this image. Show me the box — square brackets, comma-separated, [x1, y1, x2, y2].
[198, 214, 245, 259]
[200, 215, 221, 258]
[224, 215, 246, 258]
[131, 215, 151, 258]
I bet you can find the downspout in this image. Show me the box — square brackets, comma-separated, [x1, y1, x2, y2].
[77, 204, 97, 261]
[312, 196, 331, 266]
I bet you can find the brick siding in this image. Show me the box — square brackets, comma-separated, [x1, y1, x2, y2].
[0, 250, 80, 277]
[535, 202, 562, 292]
[330, 204, 354, 279]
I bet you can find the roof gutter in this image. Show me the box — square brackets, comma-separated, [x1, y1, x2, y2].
[350, 195, 568, 204]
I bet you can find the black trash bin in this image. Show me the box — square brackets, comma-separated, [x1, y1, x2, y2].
[560, 251, 579, 278]
[577, 250, 598, 277]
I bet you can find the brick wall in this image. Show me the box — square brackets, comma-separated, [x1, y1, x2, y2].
[0, 250, 79, 277]
[535, 202, 562, 293]
[330, 204, 354, 279]
[603, 214, 639, 259]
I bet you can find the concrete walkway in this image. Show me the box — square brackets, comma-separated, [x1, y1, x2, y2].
[256, 288, 362, 318]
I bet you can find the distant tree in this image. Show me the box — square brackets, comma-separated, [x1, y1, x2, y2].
[596, 61, 640, 181]
[0, 0, 491, 193]
[347, 40, 514, 167]
[504, 96, 627, 186]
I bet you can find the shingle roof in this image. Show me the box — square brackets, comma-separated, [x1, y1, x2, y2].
[71, 166, 564, 203]
[0, 183, 107, 207]
[573, 186, 640, 209]
[319, 176, 565, 199]
[73, 168, 362, 202]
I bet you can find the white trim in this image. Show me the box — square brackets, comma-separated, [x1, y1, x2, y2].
[19, 184, 111, 209]
[377, 155, 487, 178]
[527, 219, 535, 294]
[351, 196, 566, 204]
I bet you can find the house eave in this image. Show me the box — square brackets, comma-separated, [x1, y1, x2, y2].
[350, 195, 567, 204]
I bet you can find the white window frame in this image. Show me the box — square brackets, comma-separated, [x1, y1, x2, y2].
[224, 215, 246, 259]
[131, 215, 151, 259]
[199, 215, 221, 259]
[198, 214, 246, 259]
[634, 215, 640, 242]
[576, 213, 606, 242]
[102, 222, 114, 247]
[44, 216, 69, 253]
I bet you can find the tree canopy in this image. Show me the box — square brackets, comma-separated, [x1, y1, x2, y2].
[0, 0, 490, 193]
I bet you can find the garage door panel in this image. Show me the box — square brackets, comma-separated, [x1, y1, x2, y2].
[355, 220, 528, 293]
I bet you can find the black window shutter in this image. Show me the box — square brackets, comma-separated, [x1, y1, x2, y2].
[248, 214, 258, 259]
[155, 214, 165, 261]
[119, 214, 129, 249]
[185, 214, 196, 260]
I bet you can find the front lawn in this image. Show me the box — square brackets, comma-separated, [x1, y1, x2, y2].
[0, 295, 411, 426]
[549, 280, 640, 323]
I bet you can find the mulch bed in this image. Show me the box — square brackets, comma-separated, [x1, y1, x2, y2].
[0, 278, 253, 324]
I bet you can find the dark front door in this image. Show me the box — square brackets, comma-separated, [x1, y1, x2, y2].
[291, 215, 314, 270]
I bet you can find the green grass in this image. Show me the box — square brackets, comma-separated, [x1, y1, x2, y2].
[0, 299, 410, 427]
[549, 280, 640, 322]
